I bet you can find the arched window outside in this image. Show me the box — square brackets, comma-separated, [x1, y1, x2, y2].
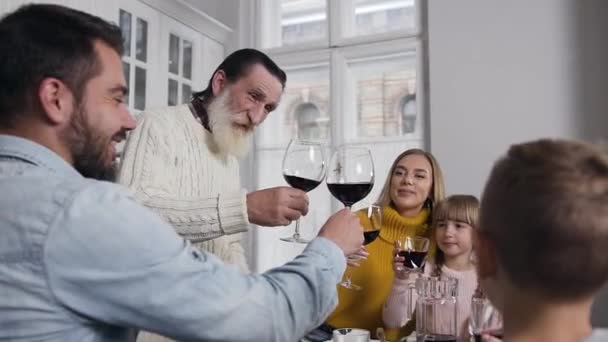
[401, 94, 416, 134]
[295, 102, 328, 140]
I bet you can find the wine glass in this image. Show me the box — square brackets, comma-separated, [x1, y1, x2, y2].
[327, 146, 374, 290]
[341, 204, 383, 290]
[326, 146, 374, 209]
[280, 139, 326, 244]
[362, 205, 382, 246]
[396, 236, 430, 273]
[470, 297, 504, 341]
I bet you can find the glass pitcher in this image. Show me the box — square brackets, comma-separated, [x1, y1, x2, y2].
[415, 276, 458, 342]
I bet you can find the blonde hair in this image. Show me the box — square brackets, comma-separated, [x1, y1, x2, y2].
[481, 139, 608, 299]
[431, 195, 480, 277]
[375, 149, 446, 213]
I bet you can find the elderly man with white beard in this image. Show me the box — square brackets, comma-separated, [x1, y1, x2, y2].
[118, 49, 308, 276]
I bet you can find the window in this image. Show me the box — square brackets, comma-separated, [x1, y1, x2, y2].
[264, 0, 328, 49]
[119, 9, 150, 111]
[349, 50, 418, 138]
[295, 103, 328, 140]
[348, 0, 416, 38]
[252, 0, 426, 272]
[258, 61, 330, 147]
[401, 94, 417, 134]
[167, 33, 194, 106]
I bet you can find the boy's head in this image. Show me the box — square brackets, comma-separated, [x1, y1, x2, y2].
[476, 139, 608, 309]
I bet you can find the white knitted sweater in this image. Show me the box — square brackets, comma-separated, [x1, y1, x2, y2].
[118, 104, 249, 273]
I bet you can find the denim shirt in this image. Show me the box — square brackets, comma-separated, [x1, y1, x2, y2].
[0, 134, 346, 342]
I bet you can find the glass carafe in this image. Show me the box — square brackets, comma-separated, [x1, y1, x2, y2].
[415, 276, 458, 342]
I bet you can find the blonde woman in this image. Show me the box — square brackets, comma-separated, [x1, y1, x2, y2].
[314, 149, 445, 341]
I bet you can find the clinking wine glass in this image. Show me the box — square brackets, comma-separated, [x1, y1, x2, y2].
[280, 139, 326, 244]
[337, 204, 381, 291]
[396, 236, 430, 273]
[326, 146, 374, 290]
[362, 205, 382, 247]
[470, 296, 504, 342]
[347, 204, 383, 291]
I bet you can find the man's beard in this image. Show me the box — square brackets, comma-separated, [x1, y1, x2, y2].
[62, 105, 124, 181]
[205, 90, 253, 159]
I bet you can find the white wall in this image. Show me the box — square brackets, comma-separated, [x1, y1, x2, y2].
[428, 0, 608, 327]
[428, 0, 581, 197]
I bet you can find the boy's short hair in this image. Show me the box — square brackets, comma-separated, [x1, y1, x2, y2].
[480, 139, 608, 299]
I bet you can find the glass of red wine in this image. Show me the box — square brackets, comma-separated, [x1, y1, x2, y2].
[349, 204, 383, 291]
[362, 205, 382, 246]
[470, 296, 504, 342]
[327, 146, 374, 290]
[396, 236, 430, 273]
[280, 139, 326, 244]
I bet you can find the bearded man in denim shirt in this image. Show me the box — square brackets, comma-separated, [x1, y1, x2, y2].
[0, 4, 363, 341]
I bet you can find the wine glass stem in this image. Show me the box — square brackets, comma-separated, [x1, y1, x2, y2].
[344, 273, 352, 286]
[293, 219, 301, 239]
[343, 206, 352, 282]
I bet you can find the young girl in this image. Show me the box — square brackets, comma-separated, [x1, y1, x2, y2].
[383, 194, 480, 342]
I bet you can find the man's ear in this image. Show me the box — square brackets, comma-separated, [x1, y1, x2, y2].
[38, 77, 74, 125]
[475, 230, 498, 279]
[211, 70, 227, 97]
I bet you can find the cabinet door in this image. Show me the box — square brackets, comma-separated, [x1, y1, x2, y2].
[160, 15, 215, 107]
[115, 0, 161, 114]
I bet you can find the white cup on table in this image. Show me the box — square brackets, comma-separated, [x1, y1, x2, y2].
[332, 328, 370, 342]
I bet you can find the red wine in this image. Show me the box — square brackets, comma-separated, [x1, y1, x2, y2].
[284, 175, 321, 192]
[474, 332, 503, 342]
[424, 335, 457, 341]
[327, 182, 373, 207]
[398, 250, 427, 269]
[363, 230, 380, 245]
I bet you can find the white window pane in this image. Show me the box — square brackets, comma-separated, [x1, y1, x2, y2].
[119, 10, 131, 57]
[134, 67, 146, 110]
[264, 0, 327, 49]
[256, 63, 330, 148]
[349, 50, 419, 138]
[168, 79, 178, 106]
[182, 84, 191, 104]
[343, 0, 416, 38]
[169, 34, 179, 75]
[122, 62, 130, 106]
[183, 40, 192, 80]
[136, 18, 148, 62]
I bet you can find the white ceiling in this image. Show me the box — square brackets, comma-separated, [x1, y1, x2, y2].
[181, 0, 239, 29]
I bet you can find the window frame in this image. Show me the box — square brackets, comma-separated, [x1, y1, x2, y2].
[117, 2, 161, 114]
[254, 0, 428, 147]
[249, 0, 429, 272]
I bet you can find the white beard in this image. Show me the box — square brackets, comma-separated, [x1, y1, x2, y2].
[205, 90, 253, 159]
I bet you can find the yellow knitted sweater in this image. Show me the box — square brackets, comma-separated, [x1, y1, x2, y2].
[326, 206, 431, 339]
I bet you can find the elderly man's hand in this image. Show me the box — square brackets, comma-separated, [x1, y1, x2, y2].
[246, 187, 309, 226]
